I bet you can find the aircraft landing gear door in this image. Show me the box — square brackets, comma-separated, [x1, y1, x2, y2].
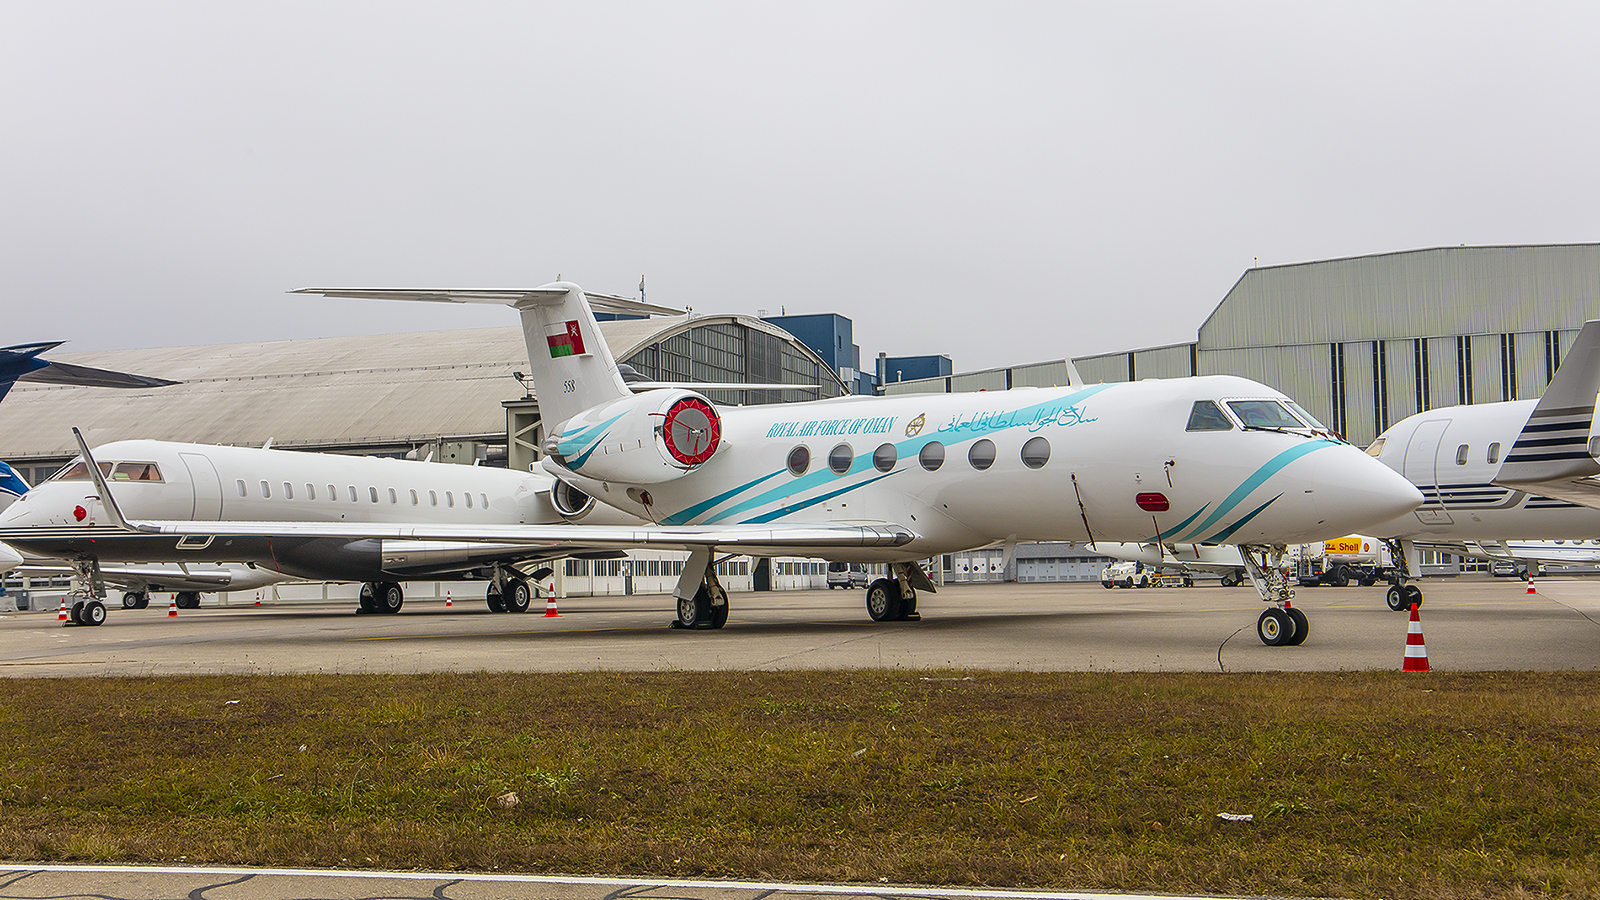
[1402, 419, 1453, 525]
[179, 452, 224, 519]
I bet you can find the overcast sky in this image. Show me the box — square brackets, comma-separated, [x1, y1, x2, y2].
[3, 2, 1598, 372]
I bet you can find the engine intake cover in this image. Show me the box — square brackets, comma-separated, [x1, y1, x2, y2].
[548, 388, 721, 484]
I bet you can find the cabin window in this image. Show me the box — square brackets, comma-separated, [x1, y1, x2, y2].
[307, 484, 316, 500]
[1366, 438, 1385, 458]
[410, 489, 419, 505]
[919, 442, 945, 471]
[828, 444, 854, 475]
[369, 487, 379, 503]
[283, 482, 294, 500]
[787, 445, 810, 476]
[429, 490, 438, 507]
[328, 484, 337, 500]
[1021, 436, 1051, 469]
[1487, 442, 1502, 465]
[1456, 444, 1470, 465]
[968, 439, 996, 470]
[389, 488, 398, 504]
[348, 485, 358, 502]
[236, 479, 247, 497]
[112, 462, 163, 482]
[447, 491, 455, 508]
[260, 481, 271, 499]
[873, 443, 897, 473]
[480, 493, 489, 509]
[465, 492, 474, 509]
[1186, 400, 1234, 432]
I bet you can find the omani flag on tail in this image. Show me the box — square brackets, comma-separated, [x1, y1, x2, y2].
[546, 320, 586, 358]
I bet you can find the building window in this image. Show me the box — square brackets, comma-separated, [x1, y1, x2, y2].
[969, 439, 996, 470]
[920, 442, 945, 471]
[1021, 437, 1051, 469]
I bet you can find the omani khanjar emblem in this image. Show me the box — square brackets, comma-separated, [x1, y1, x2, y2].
[905, 413, 926, 438]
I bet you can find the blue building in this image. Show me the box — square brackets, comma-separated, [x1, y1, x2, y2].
[761, 313, 879, 394]
[877, 353, 953, 385]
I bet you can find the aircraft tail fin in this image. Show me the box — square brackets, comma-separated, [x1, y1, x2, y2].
[1497, 319, 1600, 488]
[293, 283, 683, 428]
[0, 461, 28, 514]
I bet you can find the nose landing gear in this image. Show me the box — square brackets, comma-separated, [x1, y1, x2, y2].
[1239, 544, 1308, 646]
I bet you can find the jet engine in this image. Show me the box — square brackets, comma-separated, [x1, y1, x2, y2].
[545, 389, 722, 484]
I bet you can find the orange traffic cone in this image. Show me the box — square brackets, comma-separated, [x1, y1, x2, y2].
[57, 597, 68, 622]
[254, 591, 262, 607]
[1526, 574, 1537, 594]
[167, 595, 178, 618]
[445, 590, 453, 608]
[543, 593, 560, 618]
[1403, 601, 1429, 672]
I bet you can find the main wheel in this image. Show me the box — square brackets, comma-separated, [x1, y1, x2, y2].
[1403, 584, 1423, 609]
[1101, 580, 1114, 589]
[710, 600, 729, 629]
[504, 578, 531, 614]
[898, 588, 917, 620]
[176, 591, 201, 610]
[1385, 584, 1407, 612]
[69, 601, 84, 625]
[1285, 607, 1309, 645]
[677, 587, 711, 628]
[135, 593, 149, 609]
[80, 599, 107, 626]
[1257, 608, 1293, 646]
[865, 578, 901, 622]
[121, 592, 143, 610]
[1220, 572, 1239, 588]
[359, 582, 378, 613]
[377, 582, 404, 614]
[486, 587, 506, 613]
[1331, 566, 1350, 588]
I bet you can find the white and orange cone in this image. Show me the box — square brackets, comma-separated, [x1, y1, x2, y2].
[57, 597, 68, 622]
[1526, 574, 1537, 594]
[167, 595, 178, 618]
[445, 590, 453, 608]
[543, 593, 560, 618]
[1403, 601, 1429, 672]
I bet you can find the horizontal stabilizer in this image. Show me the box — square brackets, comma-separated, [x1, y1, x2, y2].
[292, 287, 684, 318]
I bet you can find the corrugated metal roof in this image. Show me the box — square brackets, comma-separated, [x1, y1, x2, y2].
[0, 316, 818, 463]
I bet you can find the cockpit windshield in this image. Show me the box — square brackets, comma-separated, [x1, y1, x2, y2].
[112, 462, 163, 483]
[1285, 400, 1328, 431]
[49, 460, 111, 482]
[1226, 400, 1305, 429]
[1186, 400, 1234, 432]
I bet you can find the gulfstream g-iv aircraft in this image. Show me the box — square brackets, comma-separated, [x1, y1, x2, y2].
[1359, 318, 1600, 611]
[272, 282, 1420, 646]
[0, 436, 641, 626]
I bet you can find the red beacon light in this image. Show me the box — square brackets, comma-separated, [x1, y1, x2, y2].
[1135, 492, 1170, 512]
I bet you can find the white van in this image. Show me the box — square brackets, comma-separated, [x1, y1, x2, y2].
[826, 562, 869, 589]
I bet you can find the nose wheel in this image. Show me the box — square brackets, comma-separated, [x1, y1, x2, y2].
[1238, 544, 1310, 646]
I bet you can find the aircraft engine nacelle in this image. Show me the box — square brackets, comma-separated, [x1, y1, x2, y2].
[546, 388, 722, 484]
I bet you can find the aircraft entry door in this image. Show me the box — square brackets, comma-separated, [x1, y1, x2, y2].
[1401, 419, 1453, 524]
[179, 452, 224, 520]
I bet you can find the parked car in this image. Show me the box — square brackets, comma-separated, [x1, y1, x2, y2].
[826, 561, 870, 589]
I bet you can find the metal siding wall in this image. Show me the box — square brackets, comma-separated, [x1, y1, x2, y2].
[951, 371, 1008, 392]
[1426, 337, 1455, 412]
[1385, 339, 1418, 427]
[1200, 245, 1600, 350]
[1132, 345, 1193, 379]
[1073, 355, 1130, 384]
[1471, 334, 1502, 404]
[1010, 361, 1073, 388]
[882, 378, 947, 396]
[1342, 342, 1377, 448]
[1514, 332, 1543, 400]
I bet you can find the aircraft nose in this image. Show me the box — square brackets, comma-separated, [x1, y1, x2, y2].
[1311, 445, 1423, 533]
[0, 541, 21, 573]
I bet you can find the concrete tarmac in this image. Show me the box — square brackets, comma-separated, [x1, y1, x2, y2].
[2, 576, 1598, 675]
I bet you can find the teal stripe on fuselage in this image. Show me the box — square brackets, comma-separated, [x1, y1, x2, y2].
[1202, 493, 1282, 543]
[556, 412, 627, 457]
[746, 471, 899, 523]
[658, 470, 786, 526]
[1171, 440, 1335, 542]
[1143, 503, 1210, 543]
[693, 384, 1115, 526]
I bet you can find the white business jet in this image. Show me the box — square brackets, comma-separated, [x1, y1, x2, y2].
[256, 281, 1418, 646]
[1359, 318, 1600, 610]
[0, 438, 642, 625]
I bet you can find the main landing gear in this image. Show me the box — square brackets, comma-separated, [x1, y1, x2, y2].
[358, 581, 405, 614]
[1381, 539, 1423, 612]
[63, 556, 108, 627]
[485, 566, 548, 613]
[672, 548, 730, 629]
[1238, 544, 1308, 646]
[866, 562, 934, 622]
[121, 591, 150, 610]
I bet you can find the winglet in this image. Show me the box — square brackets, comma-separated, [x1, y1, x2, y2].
[1496, 320, 1600, 490]
[72, 428, 140, 532]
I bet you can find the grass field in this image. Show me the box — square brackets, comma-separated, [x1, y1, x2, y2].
[0, 671, 1596, 899]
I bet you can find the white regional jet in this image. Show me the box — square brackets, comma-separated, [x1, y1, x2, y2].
[253, 281, 1420, 646]
[0, 437, 640, 625]
[1357, 318, 1600, 610]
